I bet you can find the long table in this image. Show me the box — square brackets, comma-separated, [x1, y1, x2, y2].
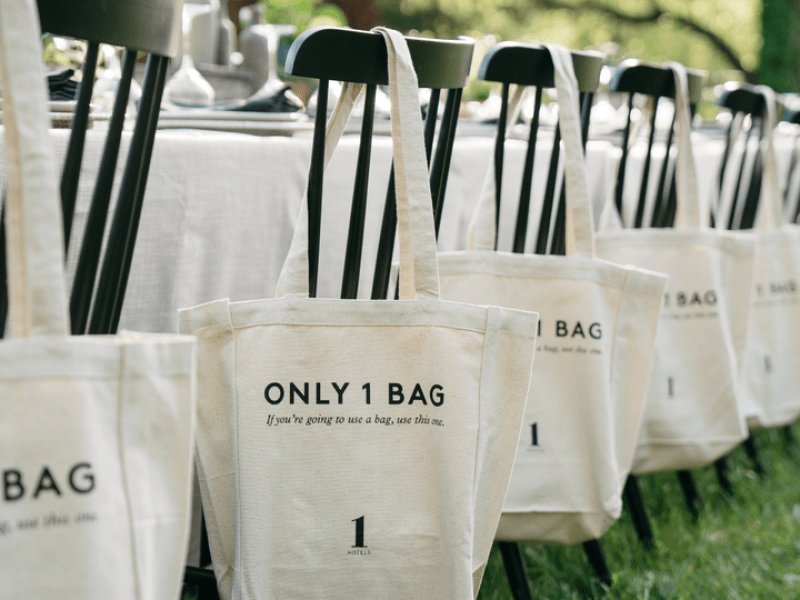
[5, 127, 617, 335]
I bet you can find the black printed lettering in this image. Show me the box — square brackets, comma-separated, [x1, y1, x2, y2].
[68, 463, 94, 494]
[409, 384, 427, 405]
[290, 382, 309, 404]
[430, 385, 444, 406]
[265, 383, 284, 404]
[332, 382, 349, 404]
[556, 321, 568, 337]
[389, 383, 404, 405]
[3, 470, 23, 501]
[32, 467, 61, 498]
[362, 383, 371, 405]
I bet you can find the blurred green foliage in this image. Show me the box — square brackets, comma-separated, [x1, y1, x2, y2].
[261, 0, 347, 39]
[377, 0, 762, 86]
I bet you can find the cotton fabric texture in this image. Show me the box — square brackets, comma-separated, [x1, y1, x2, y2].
[437, 44, 666, 544]
[595, 62, 755, 473]
[179, 27, 538, 600]
[0, 1, 196, 598]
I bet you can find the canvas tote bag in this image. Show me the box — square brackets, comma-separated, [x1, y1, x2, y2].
[736, 86, 800, 428]
[436, 44, 666, 545]
[179, 27, 538, 600]
[0, 1, 197, 598]
[595, 62, 756, 474]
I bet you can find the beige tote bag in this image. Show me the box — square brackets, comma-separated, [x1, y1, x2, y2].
[179, 27, 538, 600]
[736, 86, 800, 428]
[437, 44, 666, 545]
[0, 1, 196, 598]
[595, 62, 756, 474]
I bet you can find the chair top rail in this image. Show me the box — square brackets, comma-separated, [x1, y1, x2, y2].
[478, 42, 604, 93]
[609, 60, 706, 105]
[285, 26, 474, 89]
[717, 82, 767, 116]
[37, 0, 182, 58]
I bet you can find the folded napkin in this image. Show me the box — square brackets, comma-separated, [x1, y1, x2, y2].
[47, 68, 79, 100]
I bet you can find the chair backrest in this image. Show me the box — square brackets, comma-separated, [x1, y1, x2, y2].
[37, 0, 182, 335]
[0, 0, 182, 337]
[284, 26, 474, 300]
[608, 60, 706, 229]
[714, 82, 768, 230]
[477, 42, 604, 256]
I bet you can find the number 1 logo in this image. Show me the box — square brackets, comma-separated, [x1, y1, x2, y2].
[352, 516, 367, 548]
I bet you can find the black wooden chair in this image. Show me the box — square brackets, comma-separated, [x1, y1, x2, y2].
[1, 1, 181, 337]
[479, 42, 603, 257]
[183, 26, 474, 599]
[606, 61, 708, 540]
[608, 59, 706, 230]
[284, 26, 473, 300]
[716, 83, 794, 474]
[715, 82, 768, 232]
[475, 41, 612, 597]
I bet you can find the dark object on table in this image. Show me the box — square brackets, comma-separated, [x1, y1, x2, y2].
[228, 84, 304, 112]
[47, 68, 79, 100]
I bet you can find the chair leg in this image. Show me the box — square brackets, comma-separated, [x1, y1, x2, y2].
[582, 539, 612, 587]
[498, 542, 533, 600]
[743, 435, 765, 475]
[622, 475, 654, 548]
[783, 425, 796, 447]
[184, 566, 220, 600]
[676, 470, 703, 518]
[714, 456, 733, 494]
[0, 204, 6, 339]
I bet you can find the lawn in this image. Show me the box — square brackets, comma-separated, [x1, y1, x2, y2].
[476, 421, 800, 599]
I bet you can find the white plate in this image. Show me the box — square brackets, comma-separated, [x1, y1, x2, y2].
[158, 109, 308, 123]
[156, 118, 314, 137]
[49, 100, 78, 113]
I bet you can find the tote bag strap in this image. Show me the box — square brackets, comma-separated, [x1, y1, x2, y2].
[274, 80, 363, 298]
[278, 27, 440, 301]
[467, 44, 594, 258]
[0, 0, 68, 338]
[663, 61, 706, 230]
[754, 84, 782, 231]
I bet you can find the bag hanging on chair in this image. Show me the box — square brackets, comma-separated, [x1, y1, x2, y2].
[436, 44, 666, 545]
[595, 62, 756, 474]
[179, 27, 538, 600]
[0, 1, 196, 598]
[736, 86, 800, 429]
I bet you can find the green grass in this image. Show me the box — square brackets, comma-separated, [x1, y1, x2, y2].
[477, 421, 800, 600]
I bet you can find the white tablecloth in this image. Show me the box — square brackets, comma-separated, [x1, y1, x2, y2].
[0, 127, 618, 335]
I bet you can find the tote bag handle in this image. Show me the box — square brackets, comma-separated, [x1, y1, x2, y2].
[753, 84, 783, 231]
[663, 61, 707, 230]
[466, 44, 594, 258]
[0, 0, 68, 338]
[277, 27, 440, 301]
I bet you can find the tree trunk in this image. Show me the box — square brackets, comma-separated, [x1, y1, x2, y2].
[326, 0, 383, 30]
